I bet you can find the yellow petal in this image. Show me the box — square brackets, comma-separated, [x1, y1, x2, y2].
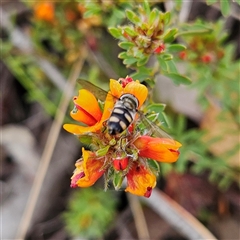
[125, 163, 156, 198]
[124, 80, 148, 108]
[109, 79, 123, 99]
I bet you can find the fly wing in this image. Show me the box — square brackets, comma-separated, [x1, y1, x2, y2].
[77, 79, 108, 102]
[138, 111, 175, 143]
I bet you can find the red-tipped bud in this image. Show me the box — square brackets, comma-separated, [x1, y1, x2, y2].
[179, 51, 187, 60]
[127, 123, 134, 134]
[144, 187, 153, 198]
[201, 53, 213, 63]
[123, 31, 130, 39]
[119, 76, 134, 88]
[154, 43, 165, 54]
[113, 157, 129, 171]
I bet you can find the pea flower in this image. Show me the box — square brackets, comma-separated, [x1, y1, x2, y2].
[63, 77, 181, 198]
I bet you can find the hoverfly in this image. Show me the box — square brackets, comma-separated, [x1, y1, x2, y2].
[77, 79, 173, 140]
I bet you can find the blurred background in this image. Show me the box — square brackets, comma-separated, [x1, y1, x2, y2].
[1, 1, 239, 239]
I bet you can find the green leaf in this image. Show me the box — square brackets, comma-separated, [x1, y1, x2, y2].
[145, 112, 159, 122]
[157, 112, 171, 128]
[125, 9, 141, 25]
[149, 8, 158, 25]
[112, 7, 126, 19]
[108, 27, 122, 39]
[96, 145, 110, 157]
[148, 160, 160, 175]
[163, 11, 171, 25]
[118, 41, 135, 50]
[137, 56, 149, 66]
[162, 28, 178, 43]
[167, 44, 186, 53]
[178, 23, 212, 36]
[123, 26, 138, 37]
[78, 135, 93, 146]
[166, 60, 178, 73]
[165, 73, 192, 85]
[220, 0, 230, 17]
[83, 4, 101, 17]
[118, 51, 128, 59]
[113, 172, 124, 190]
[162, 53, 173, 61]
[123, 57, 137, 65]
[147, 103, 166, 113]
[157, 56, 168, 72]
[143, 0, 151, 14]
[130, 66, 152, 80]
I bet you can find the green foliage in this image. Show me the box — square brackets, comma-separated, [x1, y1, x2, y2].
[178, 19, 240, 120]
[1, 41, 59, 117]
[162, 115, 240, 190]
[108, 3, 192, 84]
[3, 0, 238, 204]
[206, 0, 240, 17]
[63, 188, 118, 239]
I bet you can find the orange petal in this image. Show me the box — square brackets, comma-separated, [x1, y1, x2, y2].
[133, 136, 182, 163]
[70, 108, 97, 126]
[63, 92, 115, 135]
[125, 163, 156, 197]
[73, 89, 102, 123]
[123, 80, 148, 108]
[71, 148, 105, 188]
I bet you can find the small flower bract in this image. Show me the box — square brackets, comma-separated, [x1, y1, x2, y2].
[63, 77, 181, 198]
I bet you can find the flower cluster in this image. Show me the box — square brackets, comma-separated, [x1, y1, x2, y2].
[109, 6, 178, 67]
[178, 21, 225, 65]
[33, 2, 101, 30]
[63, 77, 181, 197]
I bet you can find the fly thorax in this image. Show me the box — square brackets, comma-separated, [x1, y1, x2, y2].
[119, 94, 139, 111]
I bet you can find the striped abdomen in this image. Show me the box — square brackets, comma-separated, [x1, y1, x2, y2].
[107, 94, 139, 135]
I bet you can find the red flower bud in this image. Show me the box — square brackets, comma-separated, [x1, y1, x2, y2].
[123, 31, 130, 39]
[119, 76, 134, 88]
[179, 51, 187, 60]
[154, 43, 165, 54]
[113, 157, 129, 171]
[127, 123, 134, 134]
[201, 53, 212, 63]
[144, 187, 153, 198]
